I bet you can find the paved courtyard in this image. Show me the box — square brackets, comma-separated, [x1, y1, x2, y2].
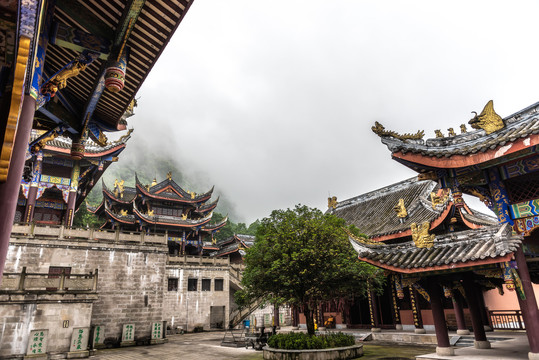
[90, 331, 263, 360]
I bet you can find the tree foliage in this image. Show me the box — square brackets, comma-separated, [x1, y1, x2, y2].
[237, 205, 384, 335]
[72, 202, 103, 228]
[212, 213, 260, 241]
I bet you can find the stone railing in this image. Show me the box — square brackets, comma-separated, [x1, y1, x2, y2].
[11, 223, 167, 245]
[167, 255, 230, 266]
[0, 267, 98, 293]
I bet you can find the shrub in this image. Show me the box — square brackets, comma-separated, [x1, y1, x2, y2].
[267, 332, 355, 350]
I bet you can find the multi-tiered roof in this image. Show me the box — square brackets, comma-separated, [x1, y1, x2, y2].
[91, 174, 227, 238]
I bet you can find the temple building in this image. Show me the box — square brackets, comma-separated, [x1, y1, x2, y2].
[324, 177, 503, 334]
[0, 0, 195, 282]
[90, 173, 227, 256]
[343, 100, 539, 358]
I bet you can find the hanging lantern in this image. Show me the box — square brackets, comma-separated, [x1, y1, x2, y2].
[105, 55, 127, 93]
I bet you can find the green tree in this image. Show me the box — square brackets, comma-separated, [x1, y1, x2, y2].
[238, 205, 383, 335]
[73, 202, 103, 228]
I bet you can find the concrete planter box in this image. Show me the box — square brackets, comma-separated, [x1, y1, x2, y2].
[263, 344, 363, 360]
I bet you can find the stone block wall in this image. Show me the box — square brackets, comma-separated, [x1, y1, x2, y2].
[163, 265, 231, 331]
[0, 296, 94, 358]
[5, 235, 168, 343]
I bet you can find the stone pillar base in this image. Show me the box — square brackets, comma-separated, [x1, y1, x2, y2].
[371, 328, 381, 333]
[414, 328, 426, 334]
[395, 324, 403, 331]
[120, 340, 136, 347]
[67, 350, 90, 359]
[317, 327, 326, 332]
[529, 352, 539, 360]
[483, 325, 493, 332]
[456, 329, 470, 335]
[291, 326, 299, 330]
[436, 346, 455, 356]
[24, 355, 47, 360]
[150, 338, 166, 345]
[474, 340, 491, 349]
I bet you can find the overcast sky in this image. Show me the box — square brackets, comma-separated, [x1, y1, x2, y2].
[121, 1, 539, 223]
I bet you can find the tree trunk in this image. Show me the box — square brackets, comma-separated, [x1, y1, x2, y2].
[304, 308, 315, 335]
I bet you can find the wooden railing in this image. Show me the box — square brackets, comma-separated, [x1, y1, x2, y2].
[489, 310, 525, 330]
[11, 223, 167, 245]
[0, 267, 98, 293]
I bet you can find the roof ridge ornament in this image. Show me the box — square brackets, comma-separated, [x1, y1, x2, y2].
[468, 100, 505, 134]
[328, 196, 337, 210]
[371, 122, 424, 140]
[394, 199, 408, 218]
[411, 222, 434, 249]
[344, 228, 381, 246]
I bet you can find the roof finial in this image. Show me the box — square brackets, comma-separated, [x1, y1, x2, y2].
[151, 177, 157, 187]
[468, 100, 504, 134]
[167, 171, 172, 180]
[328, 196, 337, 210]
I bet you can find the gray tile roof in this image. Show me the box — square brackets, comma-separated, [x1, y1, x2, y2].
[378, 101, 539, 157]
[329, 177, 448, 238]
[349, 224, 521, 272]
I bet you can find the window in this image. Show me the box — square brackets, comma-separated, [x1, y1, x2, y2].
[214, 278, 224, 291]
[188, 278, 198, 291]
[202, 279, 211, 291]
[168, 278, 178, 291]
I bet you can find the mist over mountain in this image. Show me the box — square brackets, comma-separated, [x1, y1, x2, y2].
[87, 130, 244, 223]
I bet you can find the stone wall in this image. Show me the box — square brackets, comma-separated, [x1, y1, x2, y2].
[163, 256, 232, 331]
[5, 227, 169, 343]
[0, 301, 93, 357]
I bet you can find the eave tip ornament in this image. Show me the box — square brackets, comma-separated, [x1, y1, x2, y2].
[468, 100, 504, 134]
[371, 122, 424, 140]
[328, 196, 337, 210]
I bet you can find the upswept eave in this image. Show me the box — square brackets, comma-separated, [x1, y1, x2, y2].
[349, 223, 521, 274]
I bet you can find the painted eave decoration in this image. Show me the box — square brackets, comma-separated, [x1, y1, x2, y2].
[373, 100, 539, 162]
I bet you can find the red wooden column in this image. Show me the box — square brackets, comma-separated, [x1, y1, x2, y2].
[474, 287, 492, 331]
[273, 303, 280, 329]
[0, 96, 36, 281]
[451, 290, 470, 335]
[515, 246, 539, 357]
[64, 161, 80, 226]
[462, 276, 490, 349]
[409, 286, 425, 334]
[369, 290, 381, 332]
[425, 278, 453, 356]
[23, 151, 43, 223]
[390, 280, 403, 330]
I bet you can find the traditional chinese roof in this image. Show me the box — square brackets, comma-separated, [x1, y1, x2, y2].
[349, 223, 521, 274]
[375, 101, 539, 170]
[135, 174, 214, 203]
[29, 130, 129, 157]
[133, 202, 213, 228]
[102, 181, 138, 204]
[212, 234, 254, 257]
[203, 215, 229, 232]
[329, 178, 451, 240]
[41, 0, 194, 132]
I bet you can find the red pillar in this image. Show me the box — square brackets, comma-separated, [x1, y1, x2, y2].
[451, 290, 469, 335]
[0, 96, 36, 281]
[515, 246, 539, 355]
[370, 290, 381, 331]
[462, 277, 490, 349]
[23, 151, 43, 223]
[64, 161, 79, 227]
[426, 279, 453, 356]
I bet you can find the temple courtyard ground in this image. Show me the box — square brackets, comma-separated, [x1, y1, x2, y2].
[88, 329, 530, 360]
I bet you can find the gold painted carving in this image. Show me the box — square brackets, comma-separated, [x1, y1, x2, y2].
[120, 209, 128, 216]
[393, 199, 408, 218]
[430, 192, 443, 208]
[460, 124, 467, 133]
[411, 222, 435, 249]
[113, 179, 125, 198]
[181, 213, 188, 220]
[115, 128, 133, 144]
[469, 100, 504, 134]
[151, 178, 157, 187]
[166, 171, 172, 180]
[328, 196, 337, 209]
[148, 209, 154, 217]
[371, 122, 424, 140]
[0, 36, 31, 182]
[434, 130, 444, 138]
[32, 130, 60, 152]
[447, 128, 456, 136]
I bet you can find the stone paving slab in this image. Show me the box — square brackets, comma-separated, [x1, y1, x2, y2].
[90, 332, 264, 360]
